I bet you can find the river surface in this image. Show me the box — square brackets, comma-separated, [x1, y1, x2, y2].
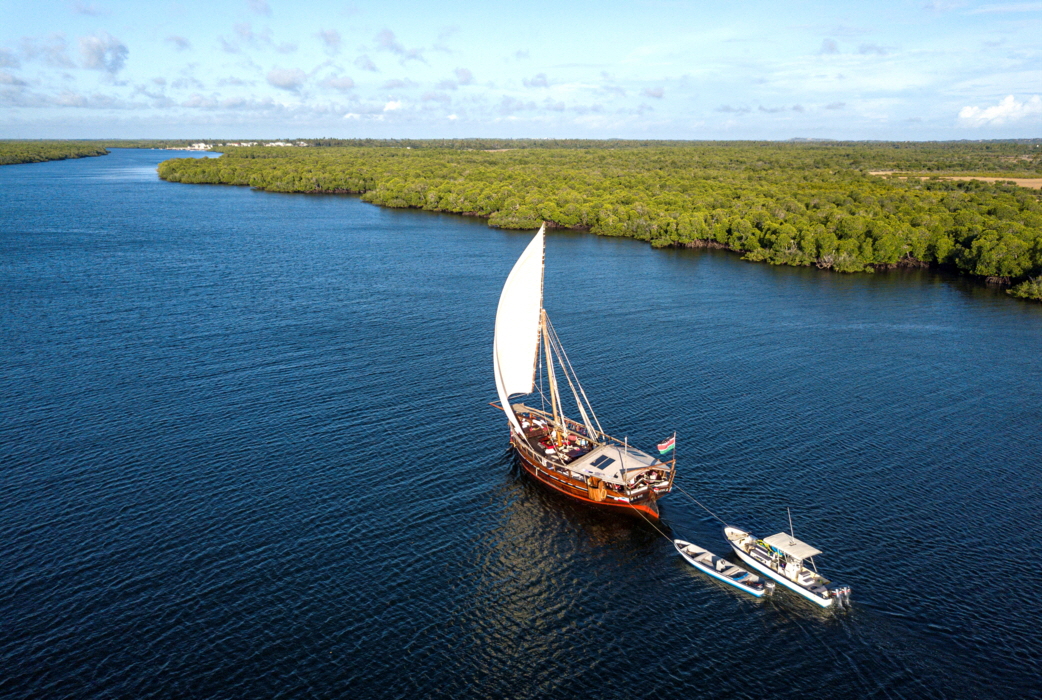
[2, 149, 1040, 699]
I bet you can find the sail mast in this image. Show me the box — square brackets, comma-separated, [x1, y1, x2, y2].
[542, 311, 563, 440]
[543, 315, 601, 443]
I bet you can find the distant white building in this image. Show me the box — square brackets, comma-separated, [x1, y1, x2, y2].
[265, 141, 292, 147]
[186, 143, 211, 151]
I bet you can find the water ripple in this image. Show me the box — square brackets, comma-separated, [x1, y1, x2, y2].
[1, 151, 1040, 699]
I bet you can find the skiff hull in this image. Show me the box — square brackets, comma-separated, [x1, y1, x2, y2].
[674, 540, 773, 597]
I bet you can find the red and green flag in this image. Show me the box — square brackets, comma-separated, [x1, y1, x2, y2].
[657, 435, 676, 454]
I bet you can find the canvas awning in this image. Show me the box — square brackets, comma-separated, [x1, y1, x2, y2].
[568, 444, 663, 485]
[763, 533, 822, 560]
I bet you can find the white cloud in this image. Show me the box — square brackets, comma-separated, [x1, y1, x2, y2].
[266, 67, 306, 91]
[454, 67, 474, 85]
[51, 90, 139, 109]
[0, 71, 28, 86]
[166, 35, 190, 51]
[376, 29, 404, 54]
[383, 100, 401, 111]
[966, 3, 1042, 14]
[922, 1, 966, 11]
[321, 75, 354, 91]
[642, 86, 664, 98]
[958, 94, 1042, 126]
[247, 0, 271, 16]
[0, 48, 19, 68]
[523, 73, 548, 88]
[218, 76, 252, 87]
[21, 34, 74, 68]
[317, 29, 340, 54]
[79, 31, 128, 73]
[858, 43, 887, 55]
[375, 29, 425, 64]
[223, 23, 295, 53]
[72, 2, 108, 16]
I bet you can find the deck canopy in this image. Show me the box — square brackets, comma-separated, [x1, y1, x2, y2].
[570, 444, 664, 485]
[763, 533, 822, 560]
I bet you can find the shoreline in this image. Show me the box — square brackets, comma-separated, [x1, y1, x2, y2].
[167, 178, 1039, 303]
[153, 144, 1042, 304]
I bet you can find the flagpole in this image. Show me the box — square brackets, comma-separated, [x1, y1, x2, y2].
[670, 431, 677, 491]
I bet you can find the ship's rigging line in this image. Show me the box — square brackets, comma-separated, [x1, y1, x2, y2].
[531, 314, 724, 532]
[532, 311, 602, 443]
[626, 483, 729, 546]
[543, 314, 604, 438]
[628, 502, 673, 542]
[672, 483, 728, 525]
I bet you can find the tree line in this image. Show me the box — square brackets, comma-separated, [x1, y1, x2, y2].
[0, 140, 242, 167]
[0, 141, 109, 165]
[157, 142, 1042, 301]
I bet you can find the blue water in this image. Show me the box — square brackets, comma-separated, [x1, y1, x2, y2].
[1, 149, 1040, 699]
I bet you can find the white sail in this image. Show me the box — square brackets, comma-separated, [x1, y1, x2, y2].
[493, 225, 545, 435]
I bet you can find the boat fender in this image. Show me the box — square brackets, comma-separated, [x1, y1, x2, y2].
[587, 477, 607, 502]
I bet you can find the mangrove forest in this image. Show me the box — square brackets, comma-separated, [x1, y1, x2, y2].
[157, 140, 1042, 301]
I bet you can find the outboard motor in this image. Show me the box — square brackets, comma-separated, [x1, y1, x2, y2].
[828, 584, 852, 608]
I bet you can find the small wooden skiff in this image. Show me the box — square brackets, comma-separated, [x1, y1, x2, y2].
[674, 539, 775, 597]
[723, 525, 852, 608]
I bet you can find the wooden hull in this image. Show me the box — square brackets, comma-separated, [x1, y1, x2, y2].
[511, 436, 662, 519]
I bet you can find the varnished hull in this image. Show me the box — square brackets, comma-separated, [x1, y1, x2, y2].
[511, 437, 661, 519]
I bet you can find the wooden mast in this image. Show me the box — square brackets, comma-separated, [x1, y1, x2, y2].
[541, 310, 563, 443]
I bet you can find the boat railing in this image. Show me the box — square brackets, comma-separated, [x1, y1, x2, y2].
[500, 403, 676, 471]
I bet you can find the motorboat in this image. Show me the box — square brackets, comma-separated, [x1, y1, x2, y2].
[723, 524, 851, 608]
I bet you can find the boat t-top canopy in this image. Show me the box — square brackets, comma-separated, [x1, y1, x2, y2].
[763, 533, 822, 560]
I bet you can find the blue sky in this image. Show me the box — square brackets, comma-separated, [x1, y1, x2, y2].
[1, 0, 1039, 139]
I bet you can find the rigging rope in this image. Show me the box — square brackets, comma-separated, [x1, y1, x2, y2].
[627, 503, 674, 543]
[544, 323, 597, 442]
[625, 483, 729, 545]
[673, 483, 728, 525]
[536, 343, 547, 412]
[543, 315, 604, 436]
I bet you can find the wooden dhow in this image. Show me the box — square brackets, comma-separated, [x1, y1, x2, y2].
[492, 224, 676, 519]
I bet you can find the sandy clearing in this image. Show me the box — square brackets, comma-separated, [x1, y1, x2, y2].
[868, 171, 1042, 189]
